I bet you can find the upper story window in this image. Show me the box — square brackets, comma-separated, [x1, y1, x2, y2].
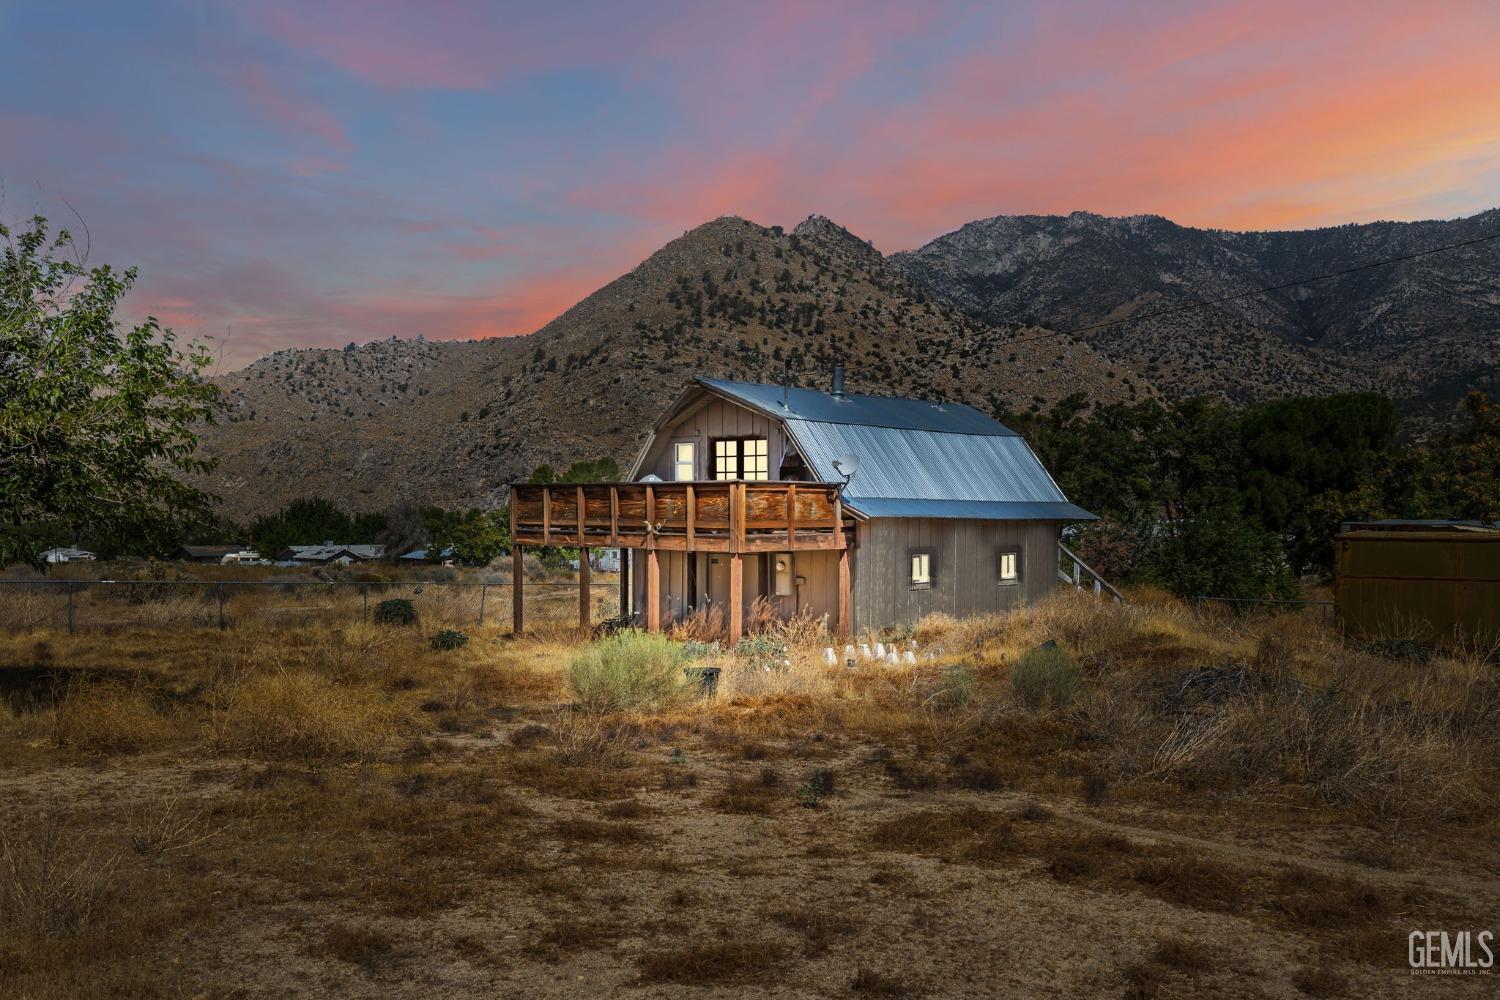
[672, 442, 696, 482]
[713, 437, 769, 480]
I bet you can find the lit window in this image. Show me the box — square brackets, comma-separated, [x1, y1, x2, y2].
[772, 554, 793, 596]
[910, 552, 931, 588]
[714, 439, 738, 480]
[673, 442, 696, 482]
[998, 548, 1021, 584]
[743, 438, 768, 480]
[713, 438, 769, 480]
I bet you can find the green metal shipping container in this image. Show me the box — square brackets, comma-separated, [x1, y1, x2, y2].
[1335, 521, 1500, 645]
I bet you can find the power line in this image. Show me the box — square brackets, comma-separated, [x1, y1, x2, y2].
[998, 227, 1500, 348]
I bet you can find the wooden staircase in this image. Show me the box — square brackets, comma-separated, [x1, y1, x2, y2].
[1057, 543, 1124, 603]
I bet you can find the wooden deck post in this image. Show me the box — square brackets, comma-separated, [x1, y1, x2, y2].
[837, 547, 851, 638]
[728, 552, 743, 646]
[618, 548, 630, 623]
[512, 544, 524, 636]
[646, 548, 660, 632]
[579, 548, 591, 630]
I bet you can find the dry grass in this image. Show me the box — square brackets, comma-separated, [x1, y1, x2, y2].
[0, 585, 1495, 998]
[0, 818, 120, 936]
[215, 669, 422, 760]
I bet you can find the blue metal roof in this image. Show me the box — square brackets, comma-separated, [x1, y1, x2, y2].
[846, 499, 1097, 521]
[697, 379, 1094, 522]
[698, 378, 1017, 436]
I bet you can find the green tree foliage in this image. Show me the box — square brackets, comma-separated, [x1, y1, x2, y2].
[1008, 389, 1498, 595]
[1432, 391, 1500, 524]
[1, 216, 219, 568]
[1239, 393, 1401, 573]
[249, 497, 366, 556]
[424, 506, 510, 566]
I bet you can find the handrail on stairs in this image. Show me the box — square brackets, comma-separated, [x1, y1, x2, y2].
[1057, 542, 1125, 603]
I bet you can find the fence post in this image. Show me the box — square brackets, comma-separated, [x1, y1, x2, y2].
[478, 584, 487, 627]
[362, 586, 369, 623]
[67, 587, 74, 634]
[217, 583, 227, 630]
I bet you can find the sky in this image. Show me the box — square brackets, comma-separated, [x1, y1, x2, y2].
[2, 0, 1497, 370]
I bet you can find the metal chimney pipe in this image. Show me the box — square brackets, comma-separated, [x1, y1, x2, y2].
[830, 360, 846, 398]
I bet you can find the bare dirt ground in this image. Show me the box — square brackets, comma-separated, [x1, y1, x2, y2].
[1, 595, 1496, 998]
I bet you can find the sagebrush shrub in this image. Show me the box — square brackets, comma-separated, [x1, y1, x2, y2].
[372, 598, 417, 626]
[429, 628, 468, 651]
[1012, 644, 1082, 709]
[568, 630, 693, 713]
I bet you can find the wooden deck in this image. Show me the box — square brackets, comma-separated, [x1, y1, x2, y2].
[509, 481, 851, 553]
[507, 481, 852, 640]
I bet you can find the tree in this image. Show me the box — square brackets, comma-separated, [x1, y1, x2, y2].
[1433, 391, 1500, 525]
[375, 505, 428, 561]
[1, 216, 219, 568]
[249, 497, 354, 557]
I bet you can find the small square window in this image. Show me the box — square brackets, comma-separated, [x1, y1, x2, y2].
[910, 551, 931, 589]
[998, 547, 1022, 584]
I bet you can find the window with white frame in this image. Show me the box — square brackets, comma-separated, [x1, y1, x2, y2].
[998, 546, 1022, 584]
[713, 437, 769, 480]
[673, 442, 696, 482]
[910, 551, 932, 589]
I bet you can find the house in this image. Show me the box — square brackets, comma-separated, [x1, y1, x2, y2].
[509, 367, 1105, 639]
[277, 543, 386, 566]
[41, 547, 96, 564]
[1335, 519, 1500, 644]
[399, 547, 455, 565]
[176, 545, 251, 564]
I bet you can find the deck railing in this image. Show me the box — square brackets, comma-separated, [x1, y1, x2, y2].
[1057, 542, 1124, 603]
[509, 481, 851, 553]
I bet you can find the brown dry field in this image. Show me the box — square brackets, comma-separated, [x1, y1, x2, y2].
[1, 588, 1497, 999]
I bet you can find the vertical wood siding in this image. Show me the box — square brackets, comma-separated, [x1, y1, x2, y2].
[638, 394, 791, 480]
[851, 518, 1062, 631]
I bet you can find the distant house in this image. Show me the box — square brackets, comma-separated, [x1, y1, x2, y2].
[510, 366, 1106, 639]
[1336, 519, 1500, 644]
[176, 545, 243, 564]
[41, 547, 96, 564]
[399, 547, 455, 565]
[277, 543, 385, 566]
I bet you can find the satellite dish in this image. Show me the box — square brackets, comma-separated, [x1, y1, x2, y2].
[831, 454, 860, 483]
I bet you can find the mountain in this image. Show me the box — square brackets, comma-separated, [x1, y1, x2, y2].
[891, 209, 1500, 420]
[200, 215, 1147, 521]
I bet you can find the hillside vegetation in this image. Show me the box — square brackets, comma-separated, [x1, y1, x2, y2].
[199, 215, 1148, 520]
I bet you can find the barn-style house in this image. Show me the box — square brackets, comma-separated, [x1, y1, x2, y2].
[509, 368, 1110, 640]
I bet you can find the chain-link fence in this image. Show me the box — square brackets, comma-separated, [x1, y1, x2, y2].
[0, 579, 621, 634]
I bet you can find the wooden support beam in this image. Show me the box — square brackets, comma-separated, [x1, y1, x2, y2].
[837, 547, 851, 638]
[685, 485, 696, 548]
[728, 552, 743, 645]
[541, 486, 551, 544]
[579, 546, 591, 629]
[618, 548, 630, 623]
[512, 543, 524, 636]
[609, 486, 619, 545]
[575, 485, 586, 545]
[646, 549, 660, 632]
[786, 483, 797, 549]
